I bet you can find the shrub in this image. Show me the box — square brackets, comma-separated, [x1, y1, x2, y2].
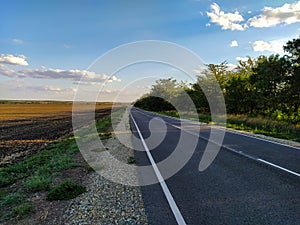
[47, 180, 86, 200]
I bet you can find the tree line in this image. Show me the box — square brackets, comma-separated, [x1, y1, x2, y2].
[134, 37, 300, 124]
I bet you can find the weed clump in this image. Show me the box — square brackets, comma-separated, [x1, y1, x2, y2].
[127, 156, 136, 164]
[0, 193, 23, 207]
[47, 180, 86, 200]
[25, 174, 52, 192]
[13, 202, 33, 218]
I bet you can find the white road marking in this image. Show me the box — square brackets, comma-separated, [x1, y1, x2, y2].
[134, 108, 300, 178]
[130, 111, 187, 225]
[257, 159, 300, 177]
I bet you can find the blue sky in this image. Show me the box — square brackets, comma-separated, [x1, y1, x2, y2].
[0, 0, 299, 101]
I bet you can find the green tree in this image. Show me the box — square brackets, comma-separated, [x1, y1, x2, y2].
[283, 37, 300, 116]
[134, 78, 183, 111]
[250, 54, 290, 114]
[284, 36, 300, 66]
[225, 57, 257, 114]
[150, 78, 181, 101]
[193, 62, 229, 113]
[225, 73, 256, 114]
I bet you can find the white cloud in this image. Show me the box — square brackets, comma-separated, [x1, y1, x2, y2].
[227, 63, 237, 71]
[252, 40, 285, 53]
[236, 56, 249, 62]
[248, 1, 300, 28]
[0, 64, 25, 78]
[206, 2, 300, 31]
[0, 54, 28, 66]
[0, 79, 75, 94]
[12, 38, 24, 45]
[44, 86, 64, 92]
[206, 3, 246, 31]
[0, 65, 121, 85]
[19, 68, 108, 81]
[230, 40, 238, 47]
[25, 85, 77, 95]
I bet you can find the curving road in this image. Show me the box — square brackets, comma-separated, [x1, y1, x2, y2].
[129, 107, 300, 225]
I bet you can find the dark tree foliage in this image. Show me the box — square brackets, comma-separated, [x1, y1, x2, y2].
[134, 96, 175, 112]
[250, 55, 291, 113]
[283, 36, 300, 114]
[284, 36, 300, 65]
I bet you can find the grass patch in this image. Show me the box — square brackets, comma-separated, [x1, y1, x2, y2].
[96, 115, 112, 133]
[152, 109, 300, 143]
[24, 174, 52, 192]
[47, 180, 86, 201]
[0, 136, 79, 188]
[96, 115, 114, 140]
[0, 193, 23, 207]
[0, 193, 24, 221]
[13, 202, 33, 218]
[99, 132, 112, 140]
[226, 115, 300, 142]
[0, 134, 81, 222]
[127, 156, 136, 164]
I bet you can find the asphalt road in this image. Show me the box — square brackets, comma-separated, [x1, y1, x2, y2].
[129, 107, 300, 225]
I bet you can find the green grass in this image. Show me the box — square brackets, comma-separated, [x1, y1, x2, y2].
[47, 180, 86, 200]
[0, 192, 34, 220]
[96, 115, 112, 133]
[226, 115, 300, 142]
[0, 136, 80, 188]
[0, 193, 23, 207]
[96, 115, 114, 140]
[0, 132, 80, 221]
[13, 202, 33, 218]
[24, 174, 52, 192]
[0, 136, 80, 221]
[127, 156, 136, 164]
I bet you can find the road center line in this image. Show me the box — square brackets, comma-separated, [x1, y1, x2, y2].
[130, 110, 187, 225]
[134, 108, 300, 178]
[257, 159, 300, 177]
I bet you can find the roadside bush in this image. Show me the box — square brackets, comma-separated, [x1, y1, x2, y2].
[47, 180, 86, 200]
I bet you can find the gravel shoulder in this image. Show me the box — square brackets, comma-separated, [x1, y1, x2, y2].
[61, 108, 148, 224]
